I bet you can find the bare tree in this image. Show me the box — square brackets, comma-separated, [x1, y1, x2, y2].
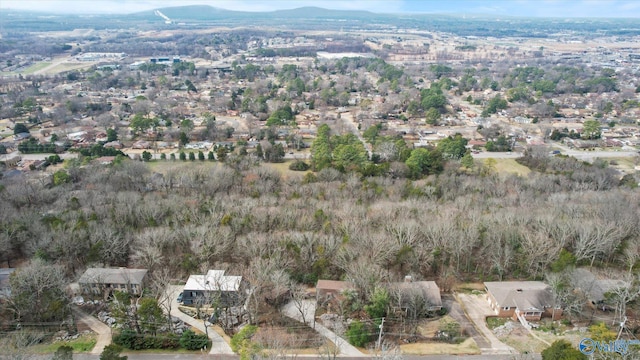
[605, 275, 639, 325]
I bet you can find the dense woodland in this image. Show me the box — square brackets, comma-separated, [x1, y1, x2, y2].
[1, 147, 639, 330]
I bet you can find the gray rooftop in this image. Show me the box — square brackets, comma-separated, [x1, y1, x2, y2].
[79, 268, 148, 285]
[390, 280, 442, 308]
[0, 268, 16, 291]
[485, 281, 554, 311]
[570, 268, 628, 303]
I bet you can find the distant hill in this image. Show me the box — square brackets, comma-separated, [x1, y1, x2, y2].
[268, 6, 375, 19]
[128, 5, 381, 22]
[146, 5, 248, 20]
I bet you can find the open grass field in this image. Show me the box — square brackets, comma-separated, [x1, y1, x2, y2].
[145, 159, 310, 180]
[43, 62, 94, 75]
[146, 160, 221, 174]
[484, 158, 531, 176]
[9, 62, 52, 75]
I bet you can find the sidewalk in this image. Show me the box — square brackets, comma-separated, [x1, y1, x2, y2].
[71, 307, 112, 355]
[166, 284, 234, 355]
[281, 300, 366, 357]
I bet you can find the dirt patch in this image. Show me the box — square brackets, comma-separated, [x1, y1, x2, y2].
[400, 338, 480, 355]
[499, 329, 547, 354]
[494, 320, 588, 354]
[254, 326, 324, 350]
[417, 315, 456, 337]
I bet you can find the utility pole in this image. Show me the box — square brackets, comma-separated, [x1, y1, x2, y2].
[617, 316, 627, 340]
[376, 317, 385, 350]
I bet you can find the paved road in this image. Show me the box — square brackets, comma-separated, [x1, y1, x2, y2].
[67, 354, 539, 360]
[472, 152, 522, 159]
[8, 151, 79, 161]
[71, 307, 112, 355]
[281, 300, 366, 357]
[455, 294, 516, 355]
[166, 285, 234, 355]
[341, 111, 373, 158]
[442, 295, 490, 350]
[472, 148, 638, 162]
[552, 143, 638, 162]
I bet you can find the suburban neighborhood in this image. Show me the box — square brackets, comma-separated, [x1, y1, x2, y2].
[1, 1, 640, 359]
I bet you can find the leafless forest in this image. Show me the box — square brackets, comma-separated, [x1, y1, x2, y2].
[1, 153, 638, 302]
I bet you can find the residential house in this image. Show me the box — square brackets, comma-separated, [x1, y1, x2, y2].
[389, 276, 442, 314]
[94, 156, 116, 165]
[132, 140, 151, 149]
[13, 132, 31, 141]
[0, 268, 16, 297]
[0, 153, 21, 167]
[78, 268, 148, 297]
[570, 268, 627, 309]
[485, 281, 561, 324]
[67, 131, 88, 142]
[103, 141, 123, 149]
[316, 280, 355, 304]
[182, 270, 244, 307]
[467, 140, 487, 149]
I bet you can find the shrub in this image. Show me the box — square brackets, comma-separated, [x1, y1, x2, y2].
[100, 344, 127, 360]
[230, 325, 260, 360]
[345, 320, 372, 347]
[289, 160, 310, 171]
[113, 330, 180, 350]
[179, 330, 209, 350]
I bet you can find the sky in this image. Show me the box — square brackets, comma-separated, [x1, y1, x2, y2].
[2, 0, 640, 18]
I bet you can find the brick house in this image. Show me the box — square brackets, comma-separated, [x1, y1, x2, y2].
[484, 281, 562, 323]
[316, 280, 355, 304]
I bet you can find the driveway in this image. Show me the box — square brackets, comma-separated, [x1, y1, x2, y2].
[71, 307, 112, 355]
[455, 293, 516, 355]
[166, 285, 234, 355]
[442, 294, 490, 350]
[281, 300, 366, 357]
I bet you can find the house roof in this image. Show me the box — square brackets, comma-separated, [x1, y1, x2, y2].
[485, 281, 554, 311]
[0, 268, 16, 291]
[316, 280, 355, 292]
[570, 268, 627, 303]
[79, 268, 148, 285]
[390, 280, 442, 308]
[94, 156, 116, 164]
[184, 270, 242, 292]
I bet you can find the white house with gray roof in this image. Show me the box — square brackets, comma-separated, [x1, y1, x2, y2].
[182, 270, 245, 307]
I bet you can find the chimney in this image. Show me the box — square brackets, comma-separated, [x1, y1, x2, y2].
[404, 275, 413, 283]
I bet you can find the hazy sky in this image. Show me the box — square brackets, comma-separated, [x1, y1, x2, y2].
[2, 0, 640, 18]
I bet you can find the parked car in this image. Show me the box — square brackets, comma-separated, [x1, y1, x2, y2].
[177, 292, 183, 303]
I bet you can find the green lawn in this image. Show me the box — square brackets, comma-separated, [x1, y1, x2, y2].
[10, 62, 51, 75]
[145, 158, 311, 179]
[486, 317, 509, 330]
[30, 333, 96, 353]
[44, 63, 93, 75]
[483, 158, 531, 176]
